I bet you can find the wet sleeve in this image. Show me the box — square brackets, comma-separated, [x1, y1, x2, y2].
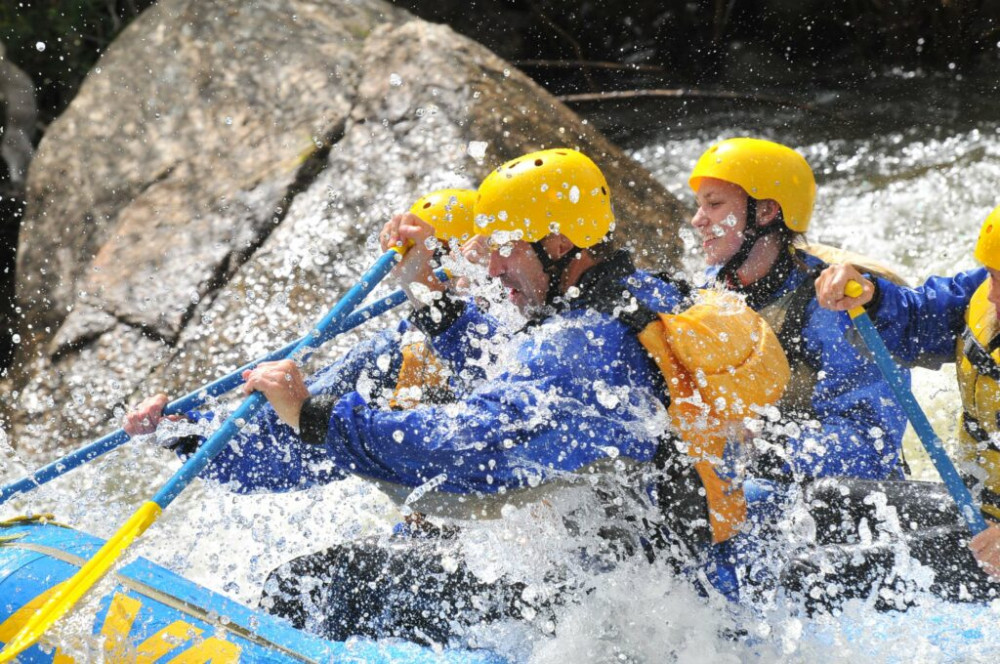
[868, 268, 987, 367]
[300, 324, 666, 495]
[780, 303, 909, 481]
[177, 402, 352, 493]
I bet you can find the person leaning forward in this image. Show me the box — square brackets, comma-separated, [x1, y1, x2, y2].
[124, 148, 786, 643]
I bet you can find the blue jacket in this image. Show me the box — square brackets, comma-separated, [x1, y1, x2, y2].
[867, 268, 988, 366]
[709, 252, 908, 480]
[184, 257, 686, 497]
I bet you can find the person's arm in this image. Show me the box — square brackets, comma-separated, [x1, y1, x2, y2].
[779, 304, 909, 480]
[291, 320, 665, 495]
[866, 268, 986, 365]
[971, 522, 1000, 580]
[816, 264, 987, 367]
[407, 294, 500, 388]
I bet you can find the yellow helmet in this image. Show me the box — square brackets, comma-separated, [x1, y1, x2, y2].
[688, 137, 816, 233]
[475, 148, 614, 249]
[974, 205, 1000, 270]
[409, 189, 477, 243]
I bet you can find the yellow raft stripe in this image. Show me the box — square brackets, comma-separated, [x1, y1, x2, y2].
[0, 539, 318, 664]
[101, 592, 142, 659]
[135, 620, 205, 663]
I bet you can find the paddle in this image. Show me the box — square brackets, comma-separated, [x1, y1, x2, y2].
[843, 280, 987, 535]
[0, 248, 406, 661]
[0, 266, 448, 507]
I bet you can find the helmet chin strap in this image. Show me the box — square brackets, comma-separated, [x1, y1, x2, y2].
[717, 197, 785, 288]
[530, 240, 581, 307]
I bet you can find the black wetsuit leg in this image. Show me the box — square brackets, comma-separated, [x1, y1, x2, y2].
[258, 533, 532, 645]
[782, 524, 1000, 611]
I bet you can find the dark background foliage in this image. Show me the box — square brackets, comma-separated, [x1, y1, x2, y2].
[0, 0, 158, 126]
[3, 0, 1000, 127]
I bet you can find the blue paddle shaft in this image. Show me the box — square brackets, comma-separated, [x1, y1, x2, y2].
[850, 309, 988, 534]
[152, 249, 402, 509]
[0, 254, 427, 506]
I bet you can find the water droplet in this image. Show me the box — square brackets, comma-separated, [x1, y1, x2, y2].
[224, 116, 233, 126]
[466, 141, 487, 160]
[10, 334, 20, 344]
[392, 429, 405, 442]
[568, 185, 580, 203]
[35, 42, 46, 52]
[389, 73, 402, 87]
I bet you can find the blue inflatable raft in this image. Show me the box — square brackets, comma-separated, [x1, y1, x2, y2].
[0, 517, 505, 663]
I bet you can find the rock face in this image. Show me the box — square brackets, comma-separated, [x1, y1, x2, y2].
[7, 0, 688, 456]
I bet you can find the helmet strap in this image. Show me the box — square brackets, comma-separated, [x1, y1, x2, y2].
[716, 197, 785, 288]
[530, 240, 581, 307]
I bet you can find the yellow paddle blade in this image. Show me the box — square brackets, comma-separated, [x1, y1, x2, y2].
[0, 501, 162, 662]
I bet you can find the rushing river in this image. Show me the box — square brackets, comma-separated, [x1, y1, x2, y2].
[4, 71, 1000, 662]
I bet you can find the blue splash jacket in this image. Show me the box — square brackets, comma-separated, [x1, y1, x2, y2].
[710, 252, 909, 480]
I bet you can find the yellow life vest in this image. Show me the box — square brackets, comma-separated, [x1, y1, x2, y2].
[389, 341, 452, 410]
[638, 289, 790, 543]
[956, 280, 1000, 521]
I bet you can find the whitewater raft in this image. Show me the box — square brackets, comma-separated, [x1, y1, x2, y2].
[0, 517, 505, 663]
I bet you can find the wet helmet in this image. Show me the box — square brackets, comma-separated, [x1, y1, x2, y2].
[974, 205, 1000, 270]
[688, 137, 816, 233]
[475, 148, 615, 248]
[409, 189, 477, 243]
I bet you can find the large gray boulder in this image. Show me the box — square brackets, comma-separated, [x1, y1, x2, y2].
[7, 0, 688, 456]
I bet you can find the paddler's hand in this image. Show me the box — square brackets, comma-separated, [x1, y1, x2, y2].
[450, 234, 490, 293]
[123, 393, 171, 436]
[970, 522, 1000, 581]
[379, 212, 446, 306]
[459, 234, 490, 267]
[242, 360, 310, 430]
[814, 263, 875, 311]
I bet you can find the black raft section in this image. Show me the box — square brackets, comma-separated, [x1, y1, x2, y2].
[781, 478, 1000, 612]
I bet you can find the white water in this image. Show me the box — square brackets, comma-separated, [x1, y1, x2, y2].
[6, 76, 1000, 663]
